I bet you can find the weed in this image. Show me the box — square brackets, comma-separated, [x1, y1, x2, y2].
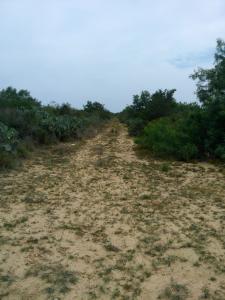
[0, 273, 15, 287]
[26, 264, 78, 295]
[158, 281, 189, 300]
[104, 243, 121, 252]
[160, 163, 171, 172]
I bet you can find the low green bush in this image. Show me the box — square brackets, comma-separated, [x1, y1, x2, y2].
[136, 117, 199, 161]
[0, 122, 19, 168]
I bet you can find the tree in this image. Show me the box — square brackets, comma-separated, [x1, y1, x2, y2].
[191, 39, 225, 159]
[119, 89, 177, 135]
[0, 87, 40, 109]
[83, 101, 111, 119]
[191, 39, 225, 106]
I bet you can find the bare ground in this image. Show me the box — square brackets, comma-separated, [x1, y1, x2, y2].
[1, 119, 225, 300]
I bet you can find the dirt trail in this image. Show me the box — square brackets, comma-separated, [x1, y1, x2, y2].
[1, 119, 225, 300]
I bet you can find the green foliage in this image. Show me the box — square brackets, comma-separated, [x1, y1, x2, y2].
[83, 101, 112, 119]
[0, 87, 111, 169]
[126, 118, 147, 136]
[130, 39, 225, 162]
[0, 87, 40, 109]
[136, 117, 199, 161]
[0, 122, 19, 168]
[191, 39, 225, 160]
[191, 39, 225, 106]
[119, 89, 177, 136]
[0, 122, 18, 152]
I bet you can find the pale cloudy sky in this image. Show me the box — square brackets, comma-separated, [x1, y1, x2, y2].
[0, 0, 225, 111]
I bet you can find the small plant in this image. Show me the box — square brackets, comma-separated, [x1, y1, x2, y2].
[160, 163, 170, 172]
[26, 264, 78, 295]
[104, 242, 120, 252]
[199, 287, 211, 299]
[158, 281, 189, 300]
[0, 273, 15, 287]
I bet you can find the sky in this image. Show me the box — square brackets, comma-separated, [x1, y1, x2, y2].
[0, 0, 225, 112]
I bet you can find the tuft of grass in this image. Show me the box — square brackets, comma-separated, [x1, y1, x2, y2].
[0, 274, 15, 287]
[3, 216, 28, 230]
[22, 192, 47, 204]
[95, 156, 115, 168]
[199, 287, 211, 299]
[158, 281, 189, 300]
[160, 163, 171, 172]
[104, 242, 121, 252]
[26, 264, 78, 296]
[59, 223, 86, 237]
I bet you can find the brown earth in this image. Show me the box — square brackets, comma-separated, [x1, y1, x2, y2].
[0, 119, 225, 300]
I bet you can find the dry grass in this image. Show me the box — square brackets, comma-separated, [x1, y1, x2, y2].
[0, 119, 225, 299]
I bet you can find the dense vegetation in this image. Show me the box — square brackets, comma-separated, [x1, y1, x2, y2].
[0, 88, 111, 168]
[1, 39, 225, 166]
[120, 39, 225, 161]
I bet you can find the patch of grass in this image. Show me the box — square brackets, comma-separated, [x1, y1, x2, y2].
[0, 236, 10, 246]
[26, 264, 78, 295]
[22, 192, 47, 204]
[158, 281, 189, 300]
[92, 144, 104, 156]
[140, 193, 152, 200]
[160, 163, 171, 172]
[0, 273, 15, 287]
[59, 223, 86, 237]
[104, 242, 121, 252]
[199, 287, 210, 299]
[95, 156, 115, 168]
[3, 216, 28, 230]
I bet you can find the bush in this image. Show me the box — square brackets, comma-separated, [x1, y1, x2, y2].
[0, 87, 111, 169]
[125, 40, 225, 162]
[0, 122, 18, 153]
[119, 89, 177, 136]
[127, 118, 147, 136]
[136, 117, 199, 161]
[214, 145, 225, 161]
[0, 122, 19, 168]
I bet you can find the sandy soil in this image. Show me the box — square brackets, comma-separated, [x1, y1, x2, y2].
[0, 119, 225, 300]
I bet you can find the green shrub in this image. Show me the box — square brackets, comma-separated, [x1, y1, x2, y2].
[0, 122, 18, 153]
[127, 118, 147, 136]
[119, 89, 177, 136]
[160, 163, 170, 172]
[136, 117, 199, 161]
[0, 87, 111, 169]
[214, 145, 225, 161]
[0, 122, 19, 168]
[0, 87, 40, 109]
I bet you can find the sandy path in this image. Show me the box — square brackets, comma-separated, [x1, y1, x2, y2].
[0, 119, 225, 300]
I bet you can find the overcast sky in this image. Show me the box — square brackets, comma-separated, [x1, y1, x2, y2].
[1, 0, 225, 112]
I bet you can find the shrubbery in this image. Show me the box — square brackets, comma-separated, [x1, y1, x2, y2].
[136, 116, 200, 161]
[119, 89, 177, 136]
[0, 88, 111, 168]
[121, 39, 225, 162]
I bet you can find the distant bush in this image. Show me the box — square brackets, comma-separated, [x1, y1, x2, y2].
[119, 89, 177, 136]
[0, 87, 40, 109]
[83, 101, 112, 120]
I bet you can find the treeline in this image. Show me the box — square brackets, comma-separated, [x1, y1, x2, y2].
[0, 88, 111, 168]
[119, 39, 225, 162]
